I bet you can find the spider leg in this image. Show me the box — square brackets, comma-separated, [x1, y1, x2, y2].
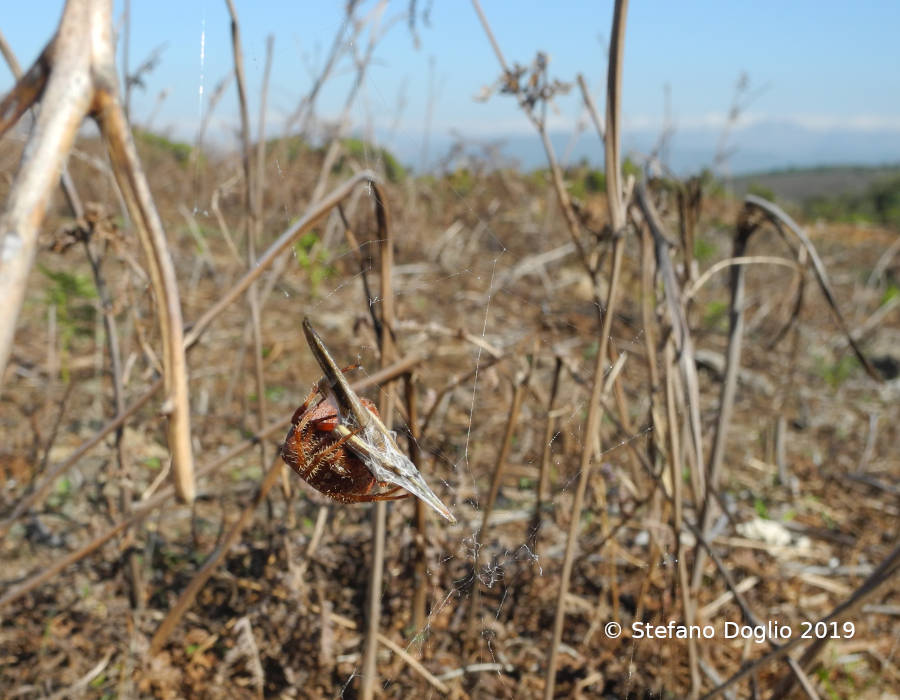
[351, 487, 413, 503]
[375, 484, 409, 498]
[299, 424, 365, 481]
[293, 364, 361, 425]
[290, 384, 321, 425]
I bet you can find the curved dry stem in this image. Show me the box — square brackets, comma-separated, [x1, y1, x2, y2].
[683, 255, 799, 302]
[184, 170, 380, 350]
[744, 194, 881, 381]
[93, 90, 195, 503]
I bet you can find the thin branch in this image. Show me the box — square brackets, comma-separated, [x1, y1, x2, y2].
[360, 179, 397, 700]
[544, 3, 629, 697]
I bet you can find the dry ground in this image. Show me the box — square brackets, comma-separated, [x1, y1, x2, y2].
[1, 136, 898, 698]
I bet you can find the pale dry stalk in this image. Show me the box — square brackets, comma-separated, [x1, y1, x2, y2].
[0, 0, 195, 502]
[544, 3, 629, 697]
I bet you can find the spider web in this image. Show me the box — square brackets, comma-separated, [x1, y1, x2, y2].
[156, 2, 665, 694]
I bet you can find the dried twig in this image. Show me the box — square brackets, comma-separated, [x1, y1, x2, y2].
[361, 173, 397, 700]
[544, 3, 629, 697]
[225, 0, 270, 473]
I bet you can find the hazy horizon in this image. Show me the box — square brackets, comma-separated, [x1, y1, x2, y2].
[4, 1, 899, 177]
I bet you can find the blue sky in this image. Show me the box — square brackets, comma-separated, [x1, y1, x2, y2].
[3, 1, 900, 171]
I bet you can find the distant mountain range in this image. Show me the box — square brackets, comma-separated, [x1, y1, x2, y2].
[386, 118, 900, 177]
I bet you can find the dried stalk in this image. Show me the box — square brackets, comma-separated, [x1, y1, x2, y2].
[534, 355, 563, 529]
[576, 73, 605, 144]
[636, 183, 705, 507]
[544, 3, 629, 697]
[360, 180, 396, 700]
[225, 0, 270, 473]
[94, 84, 195, 502]
[0, 0, 195, 501]
[405, 374, 429, 632]
[664, 342, 700, 695]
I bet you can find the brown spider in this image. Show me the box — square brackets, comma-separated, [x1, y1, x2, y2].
[281, 368, 412, 504]
[281, 319, 456, 522]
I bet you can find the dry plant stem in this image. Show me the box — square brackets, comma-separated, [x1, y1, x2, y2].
[701, 543, 900, 699]
[744, 194, 880, 380]
[636, 184, 705, 507]
[94, 90, 195, 503]
[360, 177, 396, 700]
[466, 360, 532, 645]
[0, 29, 21, 71]
[149, 451, 285, 655]
[544, 4, 628, 697]
[683, 256, 798, 302]
[0, 354, 423, 611]
[639, 226, 664, 457]
[0, 0, 195, 502]
[404, 374, 429, 632]
[82, 234, 143, 607]
[576, 73, 605, 143]
[225, 0, 269, 473]
[665, 343, 700, 697]
[0, 27, 86, 388]
[535, 356, 563, 520]
[0, 30, 85, 222]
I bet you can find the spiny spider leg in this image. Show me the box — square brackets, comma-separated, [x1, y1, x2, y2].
[299, 424, 366, 481]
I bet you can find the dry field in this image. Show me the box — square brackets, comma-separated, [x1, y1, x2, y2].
[1, 127, 898, 698]
[1, 2, 899, 698]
